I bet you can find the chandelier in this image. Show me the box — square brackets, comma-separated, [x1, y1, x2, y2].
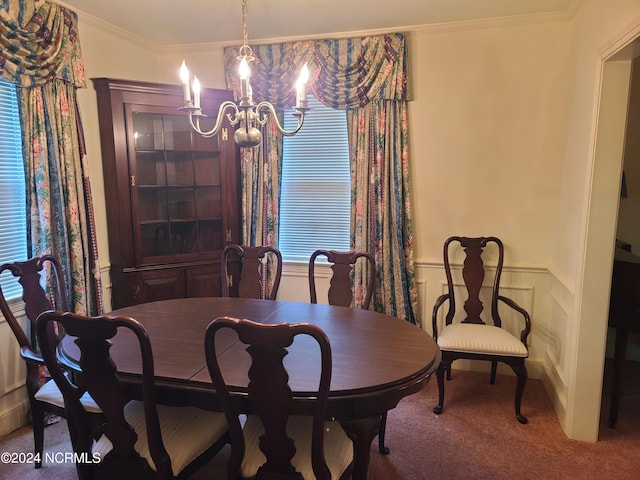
[178, 0, 309, 148]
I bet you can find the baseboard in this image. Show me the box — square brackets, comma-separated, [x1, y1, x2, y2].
[0, 400, 29, 436]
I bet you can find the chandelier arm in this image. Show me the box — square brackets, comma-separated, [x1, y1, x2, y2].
[255, 101, 307, 137]
[187, 101, 241, 138]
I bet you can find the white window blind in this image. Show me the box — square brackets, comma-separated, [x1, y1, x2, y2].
[0, 80, 27, 300]
[280, 95, 351, 262]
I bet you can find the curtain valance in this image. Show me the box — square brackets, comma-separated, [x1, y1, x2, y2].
[0, 0, 85, 87]
[224, 32, 407, 110]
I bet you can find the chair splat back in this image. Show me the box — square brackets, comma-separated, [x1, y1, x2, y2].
[1, 255, 67, 350]
[443, 236, 503, 327]
[221, 245, 283, 300]
[205, 317, 336, 480]
[309, 250, 375, 310]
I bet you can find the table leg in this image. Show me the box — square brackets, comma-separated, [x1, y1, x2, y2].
[340, 416, 380, 480]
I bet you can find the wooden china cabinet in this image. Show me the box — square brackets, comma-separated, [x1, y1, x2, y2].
[92, 78, 241, 309]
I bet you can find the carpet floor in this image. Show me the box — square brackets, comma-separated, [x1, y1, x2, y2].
[1, 364, 639, 479]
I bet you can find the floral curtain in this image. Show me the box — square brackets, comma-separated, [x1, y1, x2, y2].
[225, 33, 418, 323]
[0, 0, 103, 316]
[348, 100, 417, 323]
[236, 120, 282, 297]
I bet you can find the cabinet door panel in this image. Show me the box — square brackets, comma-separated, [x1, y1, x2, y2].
[186, 265, 222, 298]
[137, 269, 186, 303]
[128, 106, 229, 265]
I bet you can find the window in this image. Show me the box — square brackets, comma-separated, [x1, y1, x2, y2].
[0, 80, 27, 300]
[279, 96, 351, 262]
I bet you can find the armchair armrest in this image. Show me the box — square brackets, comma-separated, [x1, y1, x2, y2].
[20, 345, 45, 366]
[431, 293, 451, 340]
[497, 295, 531, 344]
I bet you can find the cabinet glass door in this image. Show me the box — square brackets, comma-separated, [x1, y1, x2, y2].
[129, 106, 224, 264]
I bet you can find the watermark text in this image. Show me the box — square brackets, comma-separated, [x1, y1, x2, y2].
[1, 451, 101, 464]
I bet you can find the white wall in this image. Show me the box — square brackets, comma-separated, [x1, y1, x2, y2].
[408, 18, 569, 266]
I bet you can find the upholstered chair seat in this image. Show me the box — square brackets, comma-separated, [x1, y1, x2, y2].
[94, 401, 228, 476]
[33, 377, 101, 413]
[436, 323, 528, 357]
[240, 415, 353, 479]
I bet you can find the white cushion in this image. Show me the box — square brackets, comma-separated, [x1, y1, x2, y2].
[437, 323, 528, 357]
[93, 401, 228, 476]
[34, 379, 102, 413]
[240, 415, 353, 479]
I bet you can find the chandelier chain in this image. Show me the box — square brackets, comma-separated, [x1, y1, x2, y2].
[240, 0, 253, 59]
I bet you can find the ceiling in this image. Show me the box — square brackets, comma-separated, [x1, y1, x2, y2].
[57, 0, 577, 47]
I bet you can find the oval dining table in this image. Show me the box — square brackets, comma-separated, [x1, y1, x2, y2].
[59, 297, 440, 479]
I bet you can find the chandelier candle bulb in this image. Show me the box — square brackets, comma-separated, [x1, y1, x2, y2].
[296, 64, 309, 108]
[239, 57, 250, 100]
[192, 76, 201, 110]
[180, 60, 191, 105]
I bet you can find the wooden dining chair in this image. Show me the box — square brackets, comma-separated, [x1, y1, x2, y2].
[308, 249, 390, 454]
[221, 245, 283, 300]
[308, 250, 375, 309]
[36, 310, 229, 480]
[204, 316, 354, 480]
[432, 236, 531, 423]
[0, 255, 101, 468]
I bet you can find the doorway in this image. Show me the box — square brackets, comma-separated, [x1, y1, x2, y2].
[602, 49, 640, 435]
[590, 35, 640, 439]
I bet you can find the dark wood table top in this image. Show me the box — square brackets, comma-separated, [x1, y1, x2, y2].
[60, 297, 440, 479]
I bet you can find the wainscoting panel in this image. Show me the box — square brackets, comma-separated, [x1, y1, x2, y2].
[540, 270, 575, 422]
[0, 306, 28, 435]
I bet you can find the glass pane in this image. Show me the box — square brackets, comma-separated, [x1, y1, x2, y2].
[196, 187, 221, 218]
[163, 115, 192, 151]
[138, 188, 167, 223]
[166, 151, 194, 186]
[141, 223, 170, 257]
[168, 187, 195, 220]
[192, 120, 219, 151]
[194, 153, 221, 186]
[170, 221, 197, 254]
[136, 151, 165, 186]
[198, 220, 223, 252]
[133, 113, 164, 150]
